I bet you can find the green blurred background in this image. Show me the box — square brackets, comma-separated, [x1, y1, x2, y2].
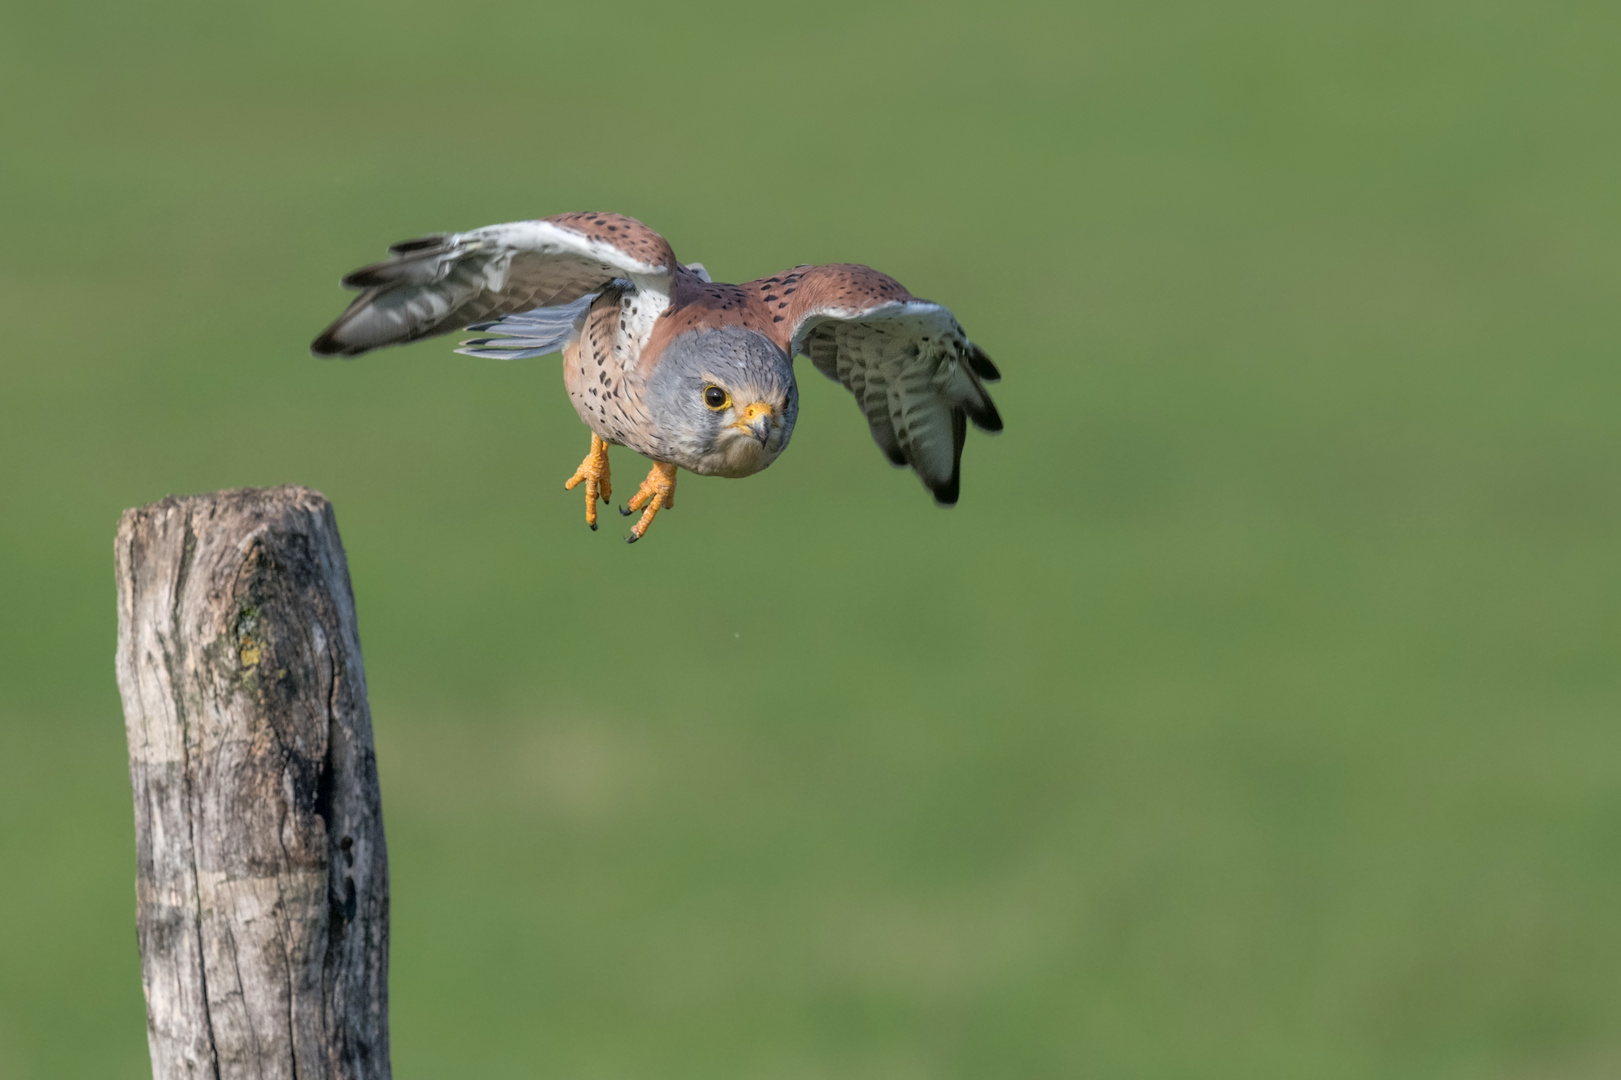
[2, 0, 1618, 1076]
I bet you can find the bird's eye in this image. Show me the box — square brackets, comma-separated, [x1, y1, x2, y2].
[702, 385, 731, 410]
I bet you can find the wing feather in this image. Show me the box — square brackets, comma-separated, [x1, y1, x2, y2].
[757, 265, 1002, 504]
[311, 213, 675, 358]
[455, 292, 599, 360]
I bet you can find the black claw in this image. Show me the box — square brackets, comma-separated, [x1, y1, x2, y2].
[589, 522, 598, 531]
[625, 533, 639, 544]
[619, 504, 634, 516]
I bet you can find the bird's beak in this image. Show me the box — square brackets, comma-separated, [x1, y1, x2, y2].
[734, 402, 774, 445]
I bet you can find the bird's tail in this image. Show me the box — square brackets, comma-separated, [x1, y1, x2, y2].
[454, 295, 597, 360]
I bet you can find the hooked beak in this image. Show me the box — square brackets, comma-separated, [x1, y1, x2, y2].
[734, 402, 774, 445]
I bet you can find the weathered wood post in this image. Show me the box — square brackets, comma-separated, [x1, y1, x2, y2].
[115, 486, 390, 1080]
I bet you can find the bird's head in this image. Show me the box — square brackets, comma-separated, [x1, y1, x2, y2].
[648, 327, 798, 477]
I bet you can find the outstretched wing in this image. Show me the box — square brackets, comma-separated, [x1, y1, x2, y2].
[755, 264, 1002, 504]
[311, 212, 676, 358]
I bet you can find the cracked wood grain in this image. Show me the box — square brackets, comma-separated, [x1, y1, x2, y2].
[115, 486, 390, 1080]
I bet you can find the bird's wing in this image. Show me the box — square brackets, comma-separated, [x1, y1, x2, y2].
[311, 212, 677, 358]
[755, 264, 1001, 504]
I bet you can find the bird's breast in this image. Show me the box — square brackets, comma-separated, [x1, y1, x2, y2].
[562, 333, 654, 453]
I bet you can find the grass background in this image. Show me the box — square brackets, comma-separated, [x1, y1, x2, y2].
[2, 1, 1618, 1076]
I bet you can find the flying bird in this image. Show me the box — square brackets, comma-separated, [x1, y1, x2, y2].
[311, 213, 1002, 541]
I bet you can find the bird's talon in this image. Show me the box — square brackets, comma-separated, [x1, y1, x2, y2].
[564, 434, 613, 531]
[619, 462, 678, 541]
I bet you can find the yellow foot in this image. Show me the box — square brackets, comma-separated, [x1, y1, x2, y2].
[563, 433, 613, 531]
[619, 461, 678, 543]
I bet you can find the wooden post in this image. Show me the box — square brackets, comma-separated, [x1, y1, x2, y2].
[115, 486, 390, 1080]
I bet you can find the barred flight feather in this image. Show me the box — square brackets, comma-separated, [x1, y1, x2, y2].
[312, 216, 674, 359]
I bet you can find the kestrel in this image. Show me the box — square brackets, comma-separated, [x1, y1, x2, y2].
[311, 213, 1002, 541]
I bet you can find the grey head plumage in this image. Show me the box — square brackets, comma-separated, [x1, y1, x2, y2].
[646, 327, 798, 478]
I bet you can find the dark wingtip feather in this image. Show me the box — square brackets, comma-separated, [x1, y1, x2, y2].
[340, 263, 395, 289]
[310, 327, 368, 359]
[965, 394, 1003, 433]
[929, 407, 968, 505]
[966, 345, 1000, 382]
[388, 233, 450, 254]
[343, 239, 459, 288]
